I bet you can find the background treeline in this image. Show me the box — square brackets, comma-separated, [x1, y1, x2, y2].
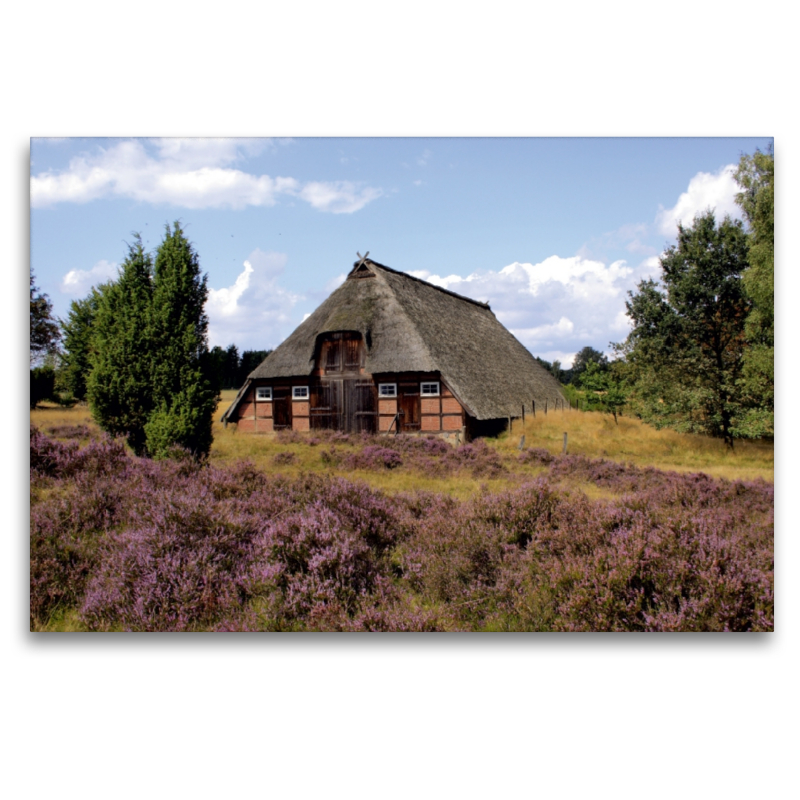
[205, 346, 273, 392]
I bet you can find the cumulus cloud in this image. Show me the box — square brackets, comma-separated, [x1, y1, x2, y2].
[206, 249, 301, 350]
[60, 259, 118, 295]
[31, 139, 382, 213]
[656, 164, 742, 236]
[411, 253, 658, 362]
[297, 181, 383, 214]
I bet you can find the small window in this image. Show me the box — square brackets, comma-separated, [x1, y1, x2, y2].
[256, 387, 272, 401]
[292, 386, 309, 400]
[378, 383, 397, 398]
[421, 382, 440, 396]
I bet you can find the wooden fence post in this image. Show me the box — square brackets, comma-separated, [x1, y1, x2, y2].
[532, 399, 536, 417]
[545, 399, 548, 415]
[563, 432, 568, 454]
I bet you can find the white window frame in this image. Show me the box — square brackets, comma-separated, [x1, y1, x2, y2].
[378, 383, 397, 398]
[292, 386, 309, 400]
[256, 386, 272, 401]
[421, 382, 440, 397]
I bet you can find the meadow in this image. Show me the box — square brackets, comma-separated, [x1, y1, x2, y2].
[30, 393, 774, 631]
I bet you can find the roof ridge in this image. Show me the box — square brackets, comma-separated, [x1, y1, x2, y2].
[355, 258, 491, 310]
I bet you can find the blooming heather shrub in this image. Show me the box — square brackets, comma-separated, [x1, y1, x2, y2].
[30, 425, 129, 481]
[276, 430, 305, 444]
[29, 428, 773, 631]
[319, 446, 343, 466]
[46, 424, 94, 440]
[343, 445, 403, 471]
[494, 478, 774, 631]
[82, 489, 259, 631]
[30, 477, 130, 625]
[246, 503, 378, 623]
[354, 435, 506, 479]
[517, 447, 555, 465]
[272, 451, 298, 466]
[242, 479, 408, 629]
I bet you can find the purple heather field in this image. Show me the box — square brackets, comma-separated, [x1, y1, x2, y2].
[30, 425, 773, 632]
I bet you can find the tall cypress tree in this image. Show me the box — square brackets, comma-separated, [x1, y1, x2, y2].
[88, 236, 154, 455]
[144, 222, 218, 459]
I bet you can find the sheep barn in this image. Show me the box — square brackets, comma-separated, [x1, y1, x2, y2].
[221, 255, 566, 441]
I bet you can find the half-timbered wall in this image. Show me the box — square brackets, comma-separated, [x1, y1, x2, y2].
[232, 372, 465, 437]
[229, 331, 466, 436]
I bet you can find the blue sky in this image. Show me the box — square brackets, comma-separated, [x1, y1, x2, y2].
[31, 136, 771, 366]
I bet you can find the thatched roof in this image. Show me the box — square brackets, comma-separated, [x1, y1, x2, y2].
[225, 258, 565, 420]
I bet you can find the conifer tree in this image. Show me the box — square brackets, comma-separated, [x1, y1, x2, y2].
[60, 284, 107, 402]
[87, 236, 154, 455]
[144, 222, 218, 459]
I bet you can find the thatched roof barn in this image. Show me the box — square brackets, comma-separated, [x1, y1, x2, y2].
[222, 256, 565, 439]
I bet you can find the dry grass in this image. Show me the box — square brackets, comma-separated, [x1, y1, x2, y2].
[494, 407, 774, 483]
[31, 391, 774, 488]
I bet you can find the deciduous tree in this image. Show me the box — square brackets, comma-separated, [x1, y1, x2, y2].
[619, 211, 749, 446]
[571, 346, 608, 385]
[30, 269, 59, 366]
[734, 146, 774, 437]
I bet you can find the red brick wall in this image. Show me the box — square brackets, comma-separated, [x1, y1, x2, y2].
[293, 416, 310, 432]
[256, 402, 272, 418]
[442, 415, 463, 430]
[238, 401, 255, 418]
[421, 415, 441, 431]
[421, 397, 440, 415]
[379, 415, 395, 432]
[379, 399, 397, 415]
[293, 401, 310, 416]
[442, 397, 462, 415]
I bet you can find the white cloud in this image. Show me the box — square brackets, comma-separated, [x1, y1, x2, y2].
[296, 181, 383, 214]
[417, 149, 433, 166]
[31, 139, 382, 214]
[411, 253, 656, 359]
[60, 259, 118, 295]
[206, 250, 301, 350]
[656, 164, 742, 236]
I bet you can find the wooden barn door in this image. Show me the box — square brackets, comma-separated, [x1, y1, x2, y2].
[272, 387, 292, 430]
[398, 383, 420, 432]
[311, 332, 375, 433]
[350, 378, 376, 433]
[310, 380, 340, 430]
